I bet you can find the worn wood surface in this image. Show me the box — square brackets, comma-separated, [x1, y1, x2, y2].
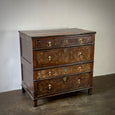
[32, 35, 93, 49]
[34, 63, 92, 80]
[19, 28, 96, 107]
[35, 46, 92, 68]
[19, 28, 96, 38]
[37, 73, 90, 96]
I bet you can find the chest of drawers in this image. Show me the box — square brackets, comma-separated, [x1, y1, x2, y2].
[19, 28, 96, 107]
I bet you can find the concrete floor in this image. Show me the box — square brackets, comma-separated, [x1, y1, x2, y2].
[0, 74, 115, 115]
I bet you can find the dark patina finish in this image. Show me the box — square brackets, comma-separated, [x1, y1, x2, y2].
[19, 28, 96, 107]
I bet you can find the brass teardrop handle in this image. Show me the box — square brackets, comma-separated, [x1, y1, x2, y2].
[48, 56, 52, 61]
[78, 52, 82, 56]
[48, 41, 52, 47]
[48, 84, 52, 90]
[78, 66, 81, 71]
[78, 79, 81, 84]
[48, 71, 51, 76]
[63, 77, 67, 82]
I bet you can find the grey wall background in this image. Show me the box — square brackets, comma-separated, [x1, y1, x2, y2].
[0, 0, 115, 93]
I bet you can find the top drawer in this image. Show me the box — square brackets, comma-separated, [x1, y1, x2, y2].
[33, 35, 94, 49]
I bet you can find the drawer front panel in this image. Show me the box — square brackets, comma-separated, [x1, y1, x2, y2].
[37, 73, 90, 96]
[35, 63, 92, 79]
[34, 35, 93, 49]
[35, 46, 92, 68]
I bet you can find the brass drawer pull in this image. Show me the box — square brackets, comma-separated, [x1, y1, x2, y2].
[78, 52, 82, 56]
[64, 39, 68, 44]
[48, 56, 52, 61]
[48, 41, 52, 47]
[63, 77, 67, 82]
[78, 66, 81, 71]
[48, 84, 52, 90]
[48, 71, 51, 76]
[78, 79, 81, 84]
[79, 38, 83, 44]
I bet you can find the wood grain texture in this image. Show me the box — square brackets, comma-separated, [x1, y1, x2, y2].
[20, 33, 33, 96]
[37, 73, 90, 96]
[34, 63, 92, 80]
[35, 46, 92, 68]
[88, 34, 95, 95]
[20, 32, 33, 63]
[19, 28, 96, 107]
[19, 28, 96, 38]
[33, 35, 93, 49]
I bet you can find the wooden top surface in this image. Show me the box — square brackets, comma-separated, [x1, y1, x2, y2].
[19, 28, 96, 37]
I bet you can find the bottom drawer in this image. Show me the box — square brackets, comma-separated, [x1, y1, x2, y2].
[37, 73, 90, 96]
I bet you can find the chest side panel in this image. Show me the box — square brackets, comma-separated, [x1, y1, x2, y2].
[19, 32, 34, 96]
[20, 33, 33, 63]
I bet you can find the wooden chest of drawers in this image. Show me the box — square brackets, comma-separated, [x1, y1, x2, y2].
[19, 28, 96, 107]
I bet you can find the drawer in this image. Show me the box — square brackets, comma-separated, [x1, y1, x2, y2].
[35, 63, 92, 79]
[33, 35, 93, 49]
[34, 46, 92, 68]
[37, 73, 90, 96]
